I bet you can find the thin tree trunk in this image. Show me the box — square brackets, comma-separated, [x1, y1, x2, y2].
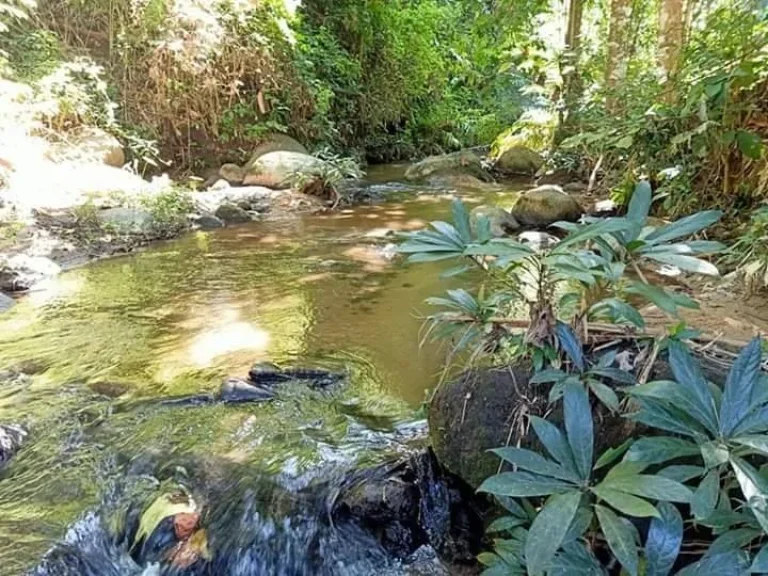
[557, 0, 584, 141]
[658, 0, 687, 89]
[604, 0, 633, 112]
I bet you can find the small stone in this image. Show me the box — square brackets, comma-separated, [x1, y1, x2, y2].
[209, 178, 231, 191]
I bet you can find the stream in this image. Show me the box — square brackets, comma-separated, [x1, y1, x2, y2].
[0, 166, 524, 575]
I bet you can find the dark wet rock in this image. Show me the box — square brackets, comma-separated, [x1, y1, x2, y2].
[192, 213, 225, 230]
[0, 423, 27, 468]
[494, 145, 543, 175]
[0, 291, 14, 312]
[333, 450, 485, 564]
[219, 377, 274, 403]
[470, 205, 517, 238]
[507, 184, 583, 230]
[214, 203, 253, 224]
[248, 363, 346, 389]
[404, 150, 493, 184]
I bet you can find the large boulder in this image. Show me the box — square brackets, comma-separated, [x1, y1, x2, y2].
[494, 145, 544, 175]
[404, 150, 493, 184]
[508, 185, 582, 230]
[244, 134, 308, 170]
[47, 126, 125, 168]
[242, 151, 326, 189]
[470, 205, 518, 238]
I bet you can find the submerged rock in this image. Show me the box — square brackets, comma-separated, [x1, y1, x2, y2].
[214, 203, 253, 224]
[219, 378, 274, 403]
[508, 185, 582, 230]
[192, 213, 225, 230]
[404, 150, 493, 184]
[248, 363, 346, 389]
[0, 423, 27, 468]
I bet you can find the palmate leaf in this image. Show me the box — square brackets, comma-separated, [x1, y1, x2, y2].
[596, 504, 639, 576]
[642, 252, 719, 276]
[657, 465, 705, 483]
[644, 502, 683, 576]
[594, 439, 634, 470]
[642, 210, 723, 246]
[530, 416, 581, 478]
[625, 436, 701, 465]
[564, 381, 594, 480]
[597, 473, 692, 503]
[556, 322, 586, 372]
[591, 486, 660, 517]
[720, 337, 763, 437]
[524, 491, 582, 576]
[549, 541, 606, 576]
[552, 217, 634, 252]
[631, 398, 711, 439]
[589, 298, 646, 328]
[587, 379, 620, 412]
[668, 340, 719, 435]
[451, 198, 472, 243]
[477, 471, 576, 497]
[492, 447, 581, 483]
[691, 469, 720, 521]
[625, 281, 698, 315]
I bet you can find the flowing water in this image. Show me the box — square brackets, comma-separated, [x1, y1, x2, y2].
[0, 167, 525, 575]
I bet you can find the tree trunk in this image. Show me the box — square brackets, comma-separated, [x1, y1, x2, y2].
[658, 0, 687, 87]
[557, 0, 585, 141]
[604, 0, 633, 111]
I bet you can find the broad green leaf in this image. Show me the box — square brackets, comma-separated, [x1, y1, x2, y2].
[549, 542, 606, 576]
[530, 369, 568, 384]
[590, 367, 637, 385]
[562, 506, 594, 544]
[452, 198, 472, 243]
[645, 501, 683, 576]
[691, 470, 720, 521]
[643, 253, 719, 276]
[675, 550, 750, 576]
[596, 504, 639, 576]
[627, 181, 652, 228]
[644, 211, 723, 246]
[750, 543, 768, 573]
[588, 380, 620, 412]
[491, 447, 580, 483]
[591, 486, 659, 517]
[487, 516, 527, 533]
[589, 298, 645, 328]
[429, 221, 465, 247]
[530, 416, 580, 477]
[720, 337, 763, 436]
[657, 465, 704, 483]
[733, 435, 768, 456]
[599, 474, 692, 503]
[594, 439, 634, 470]
[525, 492, 582, 575]
[564, 381, 594, 480]
[625, 281, 698, 315]
[730, 456, 768, 534]
[737, 130, 764, 160]
[625, 436, 701, 465]
[464, 240, 534, 259]
[440, 264, 471, 278]
[632, 398, 710, 439]
[701, 441, 729, 469]
[478, 471, 575, 497]
[709, 528, 760, 553]
[553, 218, 634, 252]
[556, 322, 586, 372]
[668, 340, 719, 435]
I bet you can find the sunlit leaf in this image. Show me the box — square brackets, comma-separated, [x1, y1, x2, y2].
[525, 492, 582, 575]
[596, 504, 638, 576]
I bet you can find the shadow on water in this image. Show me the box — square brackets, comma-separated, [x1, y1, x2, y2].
[0, 172, 516, 574]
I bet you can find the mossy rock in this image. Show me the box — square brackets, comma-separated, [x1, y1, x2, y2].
[494, 145, 544, 175]
[404, 150, 493, 183]
[509, 185, 582, 229]
[470, 205, 518, 237]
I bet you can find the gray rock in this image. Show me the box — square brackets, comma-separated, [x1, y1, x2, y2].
[214, 203, 252, 224]
[494, 145, 544, 175]
[96, 207, 154, 231]
[244, 134, 308, 170]
[218, 164, 244, 185]
[508, 185, 582, 230]
[47, 126, 125, 168]
[219, 378, 274, 403]
[0, 292, 14, 313]
[404, 150, 493, 183]
[194, 186, 275, 214]
[0, 424, 27, 468]
[0, 254, 61, 291]
[192, 213, 225, 230]
[242, 151, 326, 189]
[518, 230, 560, 251]
[470, 205, 518, 238]
[563, 181, 587, 193]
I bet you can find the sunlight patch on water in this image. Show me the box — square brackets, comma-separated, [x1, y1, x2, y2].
[188, 321, 270, 367]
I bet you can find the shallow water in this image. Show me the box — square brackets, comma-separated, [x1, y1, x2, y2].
[0, 170, 524, 575]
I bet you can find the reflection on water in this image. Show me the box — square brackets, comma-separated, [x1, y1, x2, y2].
[0, 176, 525, 574]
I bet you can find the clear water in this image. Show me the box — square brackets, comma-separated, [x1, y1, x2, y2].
[0, 168, 524, 575]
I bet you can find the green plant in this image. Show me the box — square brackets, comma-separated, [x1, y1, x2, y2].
[478, 381, 692, 575]
[140, 187, 194, 237]
[289, 152, 364, 208]
[726, 205, 768, 294]
[480, 337, 768, 575]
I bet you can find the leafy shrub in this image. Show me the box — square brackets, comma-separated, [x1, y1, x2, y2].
[726, 205, 768, 294]
[480, 336, 768, 575]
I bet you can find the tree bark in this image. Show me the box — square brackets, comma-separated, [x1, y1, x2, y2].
[658, 0, 687, 86]
[604, 0, 633, 111]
